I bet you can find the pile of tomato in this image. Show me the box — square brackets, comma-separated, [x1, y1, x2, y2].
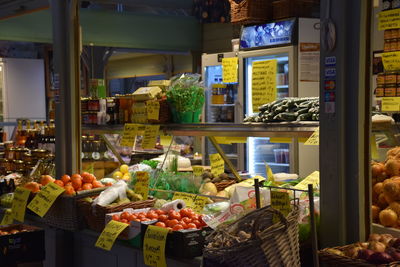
[111, 208, 207, 231]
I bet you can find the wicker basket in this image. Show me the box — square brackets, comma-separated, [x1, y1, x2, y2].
[203, 206, 300, 267]
[78, 198, 156, 232]
[41, 188, 105, 231]
[319, 245, 400, 267]
[214, 180, 236, 192]
[272, 0, 319, 20]
[147, 98, 170, 124]
[229, 0, 273, 25]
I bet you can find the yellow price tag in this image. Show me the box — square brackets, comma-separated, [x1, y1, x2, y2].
[1, 209, 13, 225]
[192, 166, 204, 177]
[210, 153, 225, 177]
[252, 59, 277, 113]
[222, 57, 238, 83]
[294, 171, 320, 190]
[371, 134, 379, 160]
[11, 187, 31, 222]
[160, 135, 172, 147]
[146, 101, 160, 121]
[172, 192, 195, 207]
[142, 125, 160, 149]
[379, 9, 400, 30]
[95, 220, 129, 251]
[382, 97, 400, 112]
[120, 123, 138, 147]
[382, 52, 400, 71]
[304, 128, 319, 146]
[265, 163, 274, 182]
[271, 191, 291, 223]
[192, 196, 208, 213]
[143, 225, 169, 267]
[27, 183, 65, 217]
[134, 171, 150, 200]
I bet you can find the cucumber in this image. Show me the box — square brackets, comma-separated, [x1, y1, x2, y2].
[297, 113, 312, 121]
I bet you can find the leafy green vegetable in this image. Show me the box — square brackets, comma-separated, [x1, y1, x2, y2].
[141, 160, 159, 169]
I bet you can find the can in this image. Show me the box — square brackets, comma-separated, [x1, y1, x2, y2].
[385, 85, 397, 96]
[376, 87, 385, 97]
[394, 29, 400, 39]
[377, 73, 385, 86]
[391, 39, 398, 51]
[81, 98, 88, 112]
[397, 85, 400, 96]
[385, 30, 392, 40]
[385, 40, 392, 52]
[88, 99, 100, 111]
[386, 72, 398, 85]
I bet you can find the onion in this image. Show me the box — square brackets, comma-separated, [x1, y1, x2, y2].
[357, 249, 374, 260]
[378, 194, 389, 209]
[369, 234, 381, 242]
[372, 205, 381, 221]
[372, 163, 385, 178]
[344, 246, 362, 258]
[374, 183, 384, 195]
[379, 209, 398, 227]
[368, 241, 386, 253]
[368, 252, 393, 264]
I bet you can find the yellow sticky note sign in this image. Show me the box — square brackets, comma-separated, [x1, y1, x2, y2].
[27, 183, 65, 217]
[11, 187, 31, 222]
[222, 57, 238, 83]
[134, 171, 150, 200]
[215, 137, 231, 144]
[382, 97, 400, 112]
[379, 9, 400, 30]
[271, 191, 291, 223]
[265, 163, 274, 182]
[192, 196, 208, 213]
[382, 52, 400, 71]
[146, 101, 160, 121]
[294, 171, 320, 190]
[172, 192, 195, 207]
[269, 137, 292, 143]
[1, 209, 13, 225]
[371, 134, 379, 160]
[143, 225, 169, 267]
[192, 166, 204, 177]
[142, 125, 160, 149]
[120, 123, 138, 147]
[224, 137, 247, 144]
[252, 59, 277, 113]
[160, 135, 172, 147]
[210, 153, 225, 177]
[95, 220, 129, 251]
[304, 128, 319, 146]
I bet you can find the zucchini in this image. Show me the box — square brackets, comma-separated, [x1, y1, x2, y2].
[297, 113, 312, 121]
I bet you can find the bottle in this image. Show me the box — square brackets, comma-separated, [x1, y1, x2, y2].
[87, 135, 95, 161]
[15, 120, 28, 147]
[82, 136, 88, 160]
[99, 139, 109, 160]
[48, 121, 56, 154]
[92, 140, 101, 161]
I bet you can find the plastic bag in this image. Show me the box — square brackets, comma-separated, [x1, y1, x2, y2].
[92, 180, 127, 207]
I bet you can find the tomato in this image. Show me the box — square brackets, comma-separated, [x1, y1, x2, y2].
[192, 219, 201, 228]
[182, 217, 192, 224]
[137, 214, 147, 220]
[189, 213, 200, 221]
[120, 212, 130, 220]
[155, 209, 166, 215]
[166, 227, 173, 232]
[128, 214, 137, 221]
[141, 218, 151, 222]
[132, 218, 141, 222]
[179, 220, 188, 229]
[168, 210, 181, 220]
[155, 222, 166, 228]
[147, 212, 159, 220]
[112, 214, 120, 221]
[172, 224, 184, 231]
[120, 219, 129, 224]
[180, 208, 194, 218]
[187, 223, 197, 229]
[158, 215, 168, 222]
[166, 219, 179, 228]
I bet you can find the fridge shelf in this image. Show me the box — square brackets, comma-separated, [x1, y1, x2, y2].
[254, 162, 290, 167]
[277, 85, 289, 89]
[209, 104, 236, 107]
[82, 122, 318, 138]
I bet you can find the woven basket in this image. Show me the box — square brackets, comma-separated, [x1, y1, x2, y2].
[147, 98, 170, 124]
[319, 245, 400, 267]
[272, 0, 319, 20]
[78, 198, 156, 232]
[204, 206, 300, 267]
[41, 188, 106, 231]
[229, 0, 273, 25]
[214, 180, 236, 192]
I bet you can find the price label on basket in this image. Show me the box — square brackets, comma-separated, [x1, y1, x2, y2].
[1, 209, 13, 225]
[271, 191, 291, 223]
[192, 166, 204, 177]
[210, 153, 225, 177]
[27, 183, 65, 217]
[11, 187, 31, 222]
[379, 9, 400, 30]
[134, 171, 150, 200]
[304, 128, 319, 145]
[172, 192, 195, 207]
[294, 171, 320, 190]
[222, 57, 238, 83]
[120, 123, 139, 147]
[192, 196, 208, 213]
[143, 225, 169, 267]
[142, 125, 160, 149]
[146, 100, 160, 121]
[95, 220, 129, 251]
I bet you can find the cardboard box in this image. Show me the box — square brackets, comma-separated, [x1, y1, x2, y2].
[0, 224, 45, 265]
[132, 87, 161, 101]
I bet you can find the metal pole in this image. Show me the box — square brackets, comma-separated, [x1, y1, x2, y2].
[308, 184, 319, 267]
[254, 178, 261, 209]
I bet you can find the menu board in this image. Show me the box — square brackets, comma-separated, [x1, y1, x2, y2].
[252, 59, 277, 113]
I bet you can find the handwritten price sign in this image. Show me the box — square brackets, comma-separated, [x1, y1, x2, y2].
[142, 125, 160, 149]
[304, 128, 319, 146]
[11, 187, 31, 222]
[210, 153, 225, 177]
[252, 59, 277, 113]
[27, 183, 65, 217]
[134, 171, 150, 200]
[143, 225, 169, 267]
[120, 123, 138, 147]
[1, 209, 13, 225]
[146, 101, 160, 121]
[95, 220, 129, 251]
[222, 57, 238, 83]
[271, 191, 291, 223]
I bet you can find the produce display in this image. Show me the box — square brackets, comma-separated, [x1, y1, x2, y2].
[244, 97, 319, 123]
[0, 227, 31, 236]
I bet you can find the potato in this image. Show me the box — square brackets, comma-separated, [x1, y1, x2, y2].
[385, 159, 400, 177]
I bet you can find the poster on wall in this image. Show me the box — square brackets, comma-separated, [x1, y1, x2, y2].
[299, 43, 320, 82]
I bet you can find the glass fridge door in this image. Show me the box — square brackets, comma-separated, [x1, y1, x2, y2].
[203, 64, 239, 167]
[244, 53, 291, 176]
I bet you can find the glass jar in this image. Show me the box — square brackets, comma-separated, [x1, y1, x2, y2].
[385, 39, 392, 52]
[385, 84, 397, 96]
[376, 87, 385, 97]
[377, 73, 385, 86]
[5, 147, 16, 160]
[15, 148, 29, 160]
[32, 149, 48, 160]
[386, 72, 398, 85]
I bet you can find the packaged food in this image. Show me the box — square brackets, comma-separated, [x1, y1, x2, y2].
[385, 85, 396, 97]
[385, 40, 392, 52]
[386, 72, 397, 85]
[375, 87, 384, 97]
[391, 39, 398, 51]
[377, 73, 385, 86]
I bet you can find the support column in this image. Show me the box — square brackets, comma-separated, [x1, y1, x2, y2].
[51, 0, 81, 177]
[319, 0, 371, 247]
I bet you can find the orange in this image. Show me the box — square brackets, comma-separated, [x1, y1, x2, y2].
[65, 182, 72, 186]
[41, 175, 55, 186]
[61, 175, 71, 185]
[82, 183, 93, 190]
[82, 172, 94, 184]
[24, 182, 40, 193]
[64, 185, 75, 195]
[92, 180, 104, 188]
[71, 176, 82, 190]
[54, 180, 64, 187]
[71, 173, 82, 180]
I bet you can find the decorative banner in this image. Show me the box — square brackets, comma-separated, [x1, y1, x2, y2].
[209, 153, 225, 177]
[271, 191, 291, 223]
[192, 166, 204, 177]
[142, 125, 160, 149]
[120, 123, 138, 147]
[27, 183, 65, 217]
[222, 57, 238, 83]
[0, 209, 13, 225]
[294, 171, 320, 190]
[134, 171, 150, 200]
[252, 59, 277, 113]
[11, 187, 31, 222]
[143, 225, 169, 267]
[382, 52, 400, 71]
[146, 101, 160, 121]
[304, 128, 319, 146]
[95, 220, 129, 251]
[378, 9, 400, 30]
[382, 97, 400, 112]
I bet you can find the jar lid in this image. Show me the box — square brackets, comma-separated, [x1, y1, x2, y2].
[32, 149, 47, 153]
[13, 160, 24, 163]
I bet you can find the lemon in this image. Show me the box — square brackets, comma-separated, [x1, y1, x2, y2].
[120, 164, 129, 174]
[122, 174, 131, 181]
[113, 171, 123, 179]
